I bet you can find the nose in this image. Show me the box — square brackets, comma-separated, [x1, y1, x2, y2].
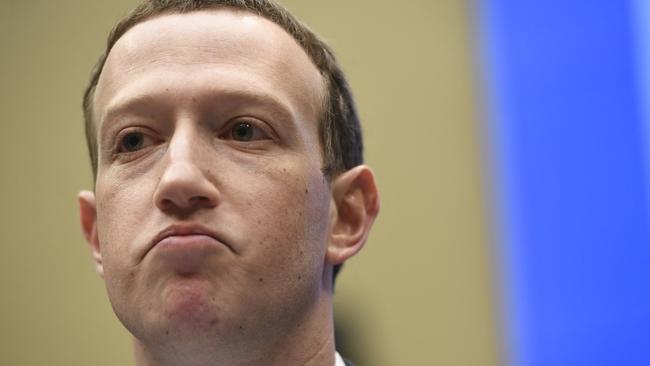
[153, 131, 219, 213]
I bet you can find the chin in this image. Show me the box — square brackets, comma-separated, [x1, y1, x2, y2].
[159, 276, 222, 326]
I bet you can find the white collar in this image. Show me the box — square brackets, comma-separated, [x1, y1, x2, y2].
[334, 351, 346, 366]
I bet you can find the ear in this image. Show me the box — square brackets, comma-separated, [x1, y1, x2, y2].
[78, 190, 104, 278]
[327, 165, 380, 266]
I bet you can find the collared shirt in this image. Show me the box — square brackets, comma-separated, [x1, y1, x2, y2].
[334, 351, 346, 366]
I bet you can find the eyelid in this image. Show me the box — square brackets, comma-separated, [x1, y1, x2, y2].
[221, 117, 277, 141]
[113, 126, 160, 153]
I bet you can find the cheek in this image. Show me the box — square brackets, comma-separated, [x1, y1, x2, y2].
[234, 164, 331, 279]
[94, 179, 156, 331]
[95, 178, 151, 278]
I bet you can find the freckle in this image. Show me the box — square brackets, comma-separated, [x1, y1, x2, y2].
[300, 250, 303, 255]
[305, 188, 309, 194]
[238, 325, 244, 331]
[165, 330, 169, 335]
[258, 277, 264, 283]
[297, 275, 302, 280]
[210, 319, 218, 327]
[257, 220, 261, 225]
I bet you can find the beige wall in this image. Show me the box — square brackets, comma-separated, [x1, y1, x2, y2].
[0, 1, 500, 365]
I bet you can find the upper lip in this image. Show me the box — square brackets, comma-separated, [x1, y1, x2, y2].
[148, 223, 232, 254]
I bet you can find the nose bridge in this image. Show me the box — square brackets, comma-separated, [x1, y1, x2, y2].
[168, 121, 201, 165]
[154, 120, 219, 212]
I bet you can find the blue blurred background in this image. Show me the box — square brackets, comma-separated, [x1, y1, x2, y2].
[478, 1, 650, 364]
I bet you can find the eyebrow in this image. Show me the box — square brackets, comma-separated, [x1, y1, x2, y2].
[100, 94, 160, 129]
[99, 88, 297, 136]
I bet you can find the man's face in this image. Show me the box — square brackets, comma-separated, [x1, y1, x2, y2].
[84, 9, 333, 348]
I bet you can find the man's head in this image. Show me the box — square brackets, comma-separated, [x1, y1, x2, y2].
[78, 1, 378, 364]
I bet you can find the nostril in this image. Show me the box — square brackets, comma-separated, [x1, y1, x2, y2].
[189, 196, 213, 207]
[157, 196, 214, 212]
[158, 198, 175, 211]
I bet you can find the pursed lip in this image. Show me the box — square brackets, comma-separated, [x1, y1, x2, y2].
[147, 223, 232, 257]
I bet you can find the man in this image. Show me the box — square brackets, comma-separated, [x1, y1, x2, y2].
[78, 1, 379, 365]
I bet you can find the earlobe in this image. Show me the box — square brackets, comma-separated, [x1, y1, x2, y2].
[78, 190, 104, 278]
[327, 165, 380, 266]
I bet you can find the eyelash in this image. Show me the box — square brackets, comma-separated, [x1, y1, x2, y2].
[221, 119, 273, 142]
[111, 118, 276, 156]
[113, 127, 158, 155]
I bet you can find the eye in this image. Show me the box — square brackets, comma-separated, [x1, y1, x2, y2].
[116, 130, 157, 153]
[227, 120, 269, 142]
[232, 122, 254, 141]
[121, 132, 144, 152]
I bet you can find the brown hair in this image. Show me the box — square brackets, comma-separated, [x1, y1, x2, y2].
[83, 0, 364, 280]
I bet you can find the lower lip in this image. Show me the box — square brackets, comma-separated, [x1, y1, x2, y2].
[153, 235, 224, 273]
[156, 234, 222, 250]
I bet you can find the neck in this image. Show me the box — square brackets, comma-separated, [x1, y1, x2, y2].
[133, 289, 336, 366]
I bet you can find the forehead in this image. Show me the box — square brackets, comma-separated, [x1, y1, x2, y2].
[93, 8, 324, 127]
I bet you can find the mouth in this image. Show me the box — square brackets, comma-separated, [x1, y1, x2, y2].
[145, 223, 233, 260]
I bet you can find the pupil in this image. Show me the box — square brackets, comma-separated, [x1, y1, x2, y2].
[234, 122, 253, 141]
[123, 133, 143, 151]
